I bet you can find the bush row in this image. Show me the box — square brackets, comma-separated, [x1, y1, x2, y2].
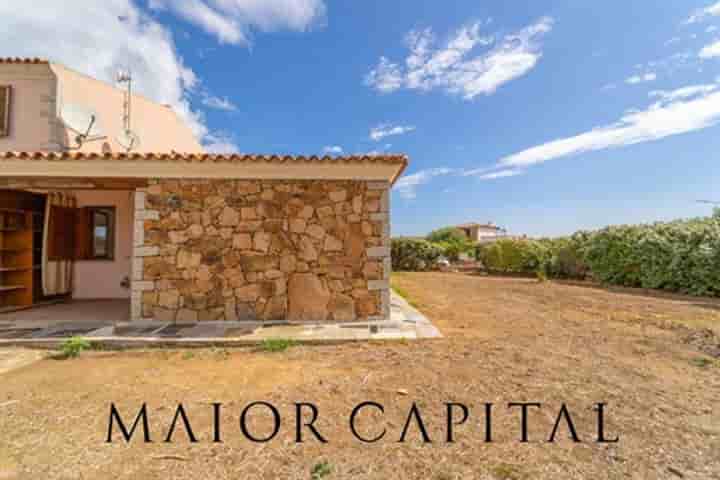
[475, 214, 720, 297]
[393, 213, 720, 297]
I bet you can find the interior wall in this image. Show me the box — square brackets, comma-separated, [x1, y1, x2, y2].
[72, 190, 133, 299]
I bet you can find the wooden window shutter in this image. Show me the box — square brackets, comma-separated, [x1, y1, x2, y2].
[0, 86, 10, 137]
[47, 205, 78, 261]
[74, 207, 92, 260]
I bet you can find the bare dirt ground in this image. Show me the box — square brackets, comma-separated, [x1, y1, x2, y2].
[1, 272, 720, 480]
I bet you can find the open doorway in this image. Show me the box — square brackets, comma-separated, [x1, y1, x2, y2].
[0, 187, 135, 324]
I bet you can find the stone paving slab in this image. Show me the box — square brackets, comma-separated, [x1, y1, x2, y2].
[0, 292, 440, 348]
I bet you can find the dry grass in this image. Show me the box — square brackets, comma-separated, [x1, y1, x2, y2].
[1, 273, 720, 479]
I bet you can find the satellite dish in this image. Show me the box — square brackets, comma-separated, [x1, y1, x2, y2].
[59, 103, 103, 136]
[116, 130, 140, 152]
[59, 103, 106, 148]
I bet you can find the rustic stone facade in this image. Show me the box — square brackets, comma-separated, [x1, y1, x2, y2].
[131, 179, 391, 323]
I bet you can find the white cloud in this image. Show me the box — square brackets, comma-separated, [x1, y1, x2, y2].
[365, 17, 553, 99]
[322, 145, 343, 154]
[364, 57, 403, 93]
[393, 167, 455, 199]
[700, 40, 720, 58]
[369, 124, 416, 141]
[475, 169, 525, 180]
[203, 131, 239, 153]
[494, 83, 720, 168]
[149, 0, 327, 45]
[625, 72, 657, 84]
[201, 93, 238, 111]
[649, 84, 718, 101]
[686, 1, 720, 24]
[707, 25, 719, 33]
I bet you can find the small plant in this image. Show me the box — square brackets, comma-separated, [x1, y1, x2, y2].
[311, 460, 332, 479]
[182, 351, 196, 360]
[211, 347, 230, 360]
[491, 463, 523, 480]
[261, 338, 297, 353]
[690, 357, 713, 368]
[536, 269, 548, 283]
[59, 336, 91, 358]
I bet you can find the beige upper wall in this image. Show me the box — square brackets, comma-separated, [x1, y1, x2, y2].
[51, 64, 203, 154]
[0, 61, 203, 153]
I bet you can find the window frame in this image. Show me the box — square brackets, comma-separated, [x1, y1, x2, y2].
[86, 206, 116, 261]
[0, 85, 11, 138]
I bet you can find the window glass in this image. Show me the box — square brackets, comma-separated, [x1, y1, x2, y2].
[87, 207, 114, 260]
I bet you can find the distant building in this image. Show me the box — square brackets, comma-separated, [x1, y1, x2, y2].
[454, 222, 509, 244]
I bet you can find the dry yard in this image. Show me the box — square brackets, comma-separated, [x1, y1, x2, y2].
[1, 272, 720, 479]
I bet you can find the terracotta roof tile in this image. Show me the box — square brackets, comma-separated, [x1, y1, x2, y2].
[0, 151, 407, 165]
[0, 58, 48, 64]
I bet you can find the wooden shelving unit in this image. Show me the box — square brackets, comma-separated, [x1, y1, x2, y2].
[0, 209, 34, 310]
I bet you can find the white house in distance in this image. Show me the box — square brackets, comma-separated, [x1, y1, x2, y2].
[454, 222, 509, 244]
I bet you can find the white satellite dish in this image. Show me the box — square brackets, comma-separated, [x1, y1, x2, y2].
[116, 130, 140, 152]
[60, 103, 103, 136]
[59, 103, 106, 148]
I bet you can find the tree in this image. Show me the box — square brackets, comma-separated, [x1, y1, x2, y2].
[426, 227, 475, 261]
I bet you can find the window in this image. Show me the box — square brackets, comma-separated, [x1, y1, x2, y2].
[87, 207, 115, 260]
[0, 85, 10, 137]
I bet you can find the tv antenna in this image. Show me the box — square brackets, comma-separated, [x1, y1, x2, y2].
[59, 103, 107, 149]
[116, 70, 141, 152]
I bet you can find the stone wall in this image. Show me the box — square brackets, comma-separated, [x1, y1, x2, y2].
[131, 179, 390, 323]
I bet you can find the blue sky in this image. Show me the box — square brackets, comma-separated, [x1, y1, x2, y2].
[4, 1, 720, 237]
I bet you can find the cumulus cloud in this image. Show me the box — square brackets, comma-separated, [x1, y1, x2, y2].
[700, 40, 720, 58]
[492, 82, 720, 169]
[365, 17, 553, 99]
[149, 0, 327, 45]
[322, 145, 343, 154]
[393, 167, 455, 199]
[625, 72, 657, 84]
[369, 124, 416, 141]
[686, 1, 720, 24]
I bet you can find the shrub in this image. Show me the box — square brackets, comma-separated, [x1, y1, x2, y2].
[261, 338, 297, 352]
[59, 336, 91, 358]
[391, 238, 444, 271]
[477, 238, 552, 274]
[583, 216, 720, 296]
[546, 234, 591, 279]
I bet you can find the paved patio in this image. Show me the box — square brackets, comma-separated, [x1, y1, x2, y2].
[0, 292, 441, 347]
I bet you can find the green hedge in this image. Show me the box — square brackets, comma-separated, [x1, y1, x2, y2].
[391, 238, 444, 271]
[583, 217, 720, 296]
[475, 215, 720, 297]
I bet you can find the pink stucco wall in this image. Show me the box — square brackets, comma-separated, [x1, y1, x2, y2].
[72, 190, 133, 299]
[0, 63, 56, 151]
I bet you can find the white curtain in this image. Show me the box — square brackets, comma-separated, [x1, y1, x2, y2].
[42, 192, 76, 296]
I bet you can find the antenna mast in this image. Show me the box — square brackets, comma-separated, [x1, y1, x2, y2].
[117, 70, 132, 135]
[116, 70, 139, 152]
